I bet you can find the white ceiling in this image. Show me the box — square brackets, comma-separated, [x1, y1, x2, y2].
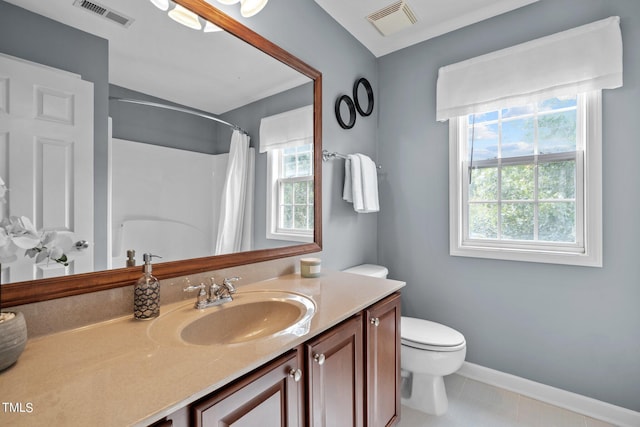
[5, 0, 309, 114]
[313, 0, 540, 57]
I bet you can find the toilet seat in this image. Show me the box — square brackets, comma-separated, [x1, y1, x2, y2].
[401, 317, 466, 352]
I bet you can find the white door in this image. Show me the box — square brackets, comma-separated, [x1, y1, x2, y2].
[0, 53, 93, 282]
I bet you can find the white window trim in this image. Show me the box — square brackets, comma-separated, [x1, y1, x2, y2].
[449, 91, 602, 267]
[266, 149, 313, 243]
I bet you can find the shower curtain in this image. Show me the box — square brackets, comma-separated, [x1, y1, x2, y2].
[215, 130, 255, 255]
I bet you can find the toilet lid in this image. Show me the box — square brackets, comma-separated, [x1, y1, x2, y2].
[401, 317, 465, 350]
[343, 264, 389, 278]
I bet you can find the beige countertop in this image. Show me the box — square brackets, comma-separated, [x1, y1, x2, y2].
[0, 270, 404, 426]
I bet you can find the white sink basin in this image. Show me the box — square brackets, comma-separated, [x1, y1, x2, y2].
[149, 290, 316, 346]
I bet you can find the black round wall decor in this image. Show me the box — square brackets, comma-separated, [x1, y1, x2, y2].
[353, 78, 374, 117]
[335, 94, 356, 129]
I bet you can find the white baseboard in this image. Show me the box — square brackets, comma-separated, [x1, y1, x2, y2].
[457, 362, 640, 427]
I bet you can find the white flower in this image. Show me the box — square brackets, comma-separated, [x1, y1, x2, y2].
[0, 176, 87, 267]
[0, 216, 76, 266]
[0, 227, 19, 264]
[6, 216, 41, 249]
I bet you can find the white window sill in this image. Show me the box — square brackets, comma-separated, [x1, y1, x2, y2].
[450, 244, 602, 267]
[267, 230, 313, 243]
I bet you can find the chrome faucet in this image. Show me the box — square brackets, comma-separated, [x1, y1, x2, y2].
[183, 276, 241, 309]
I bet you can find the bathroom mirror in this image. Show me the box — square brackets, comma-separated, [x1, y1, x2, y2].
[0, 0, 322, 306]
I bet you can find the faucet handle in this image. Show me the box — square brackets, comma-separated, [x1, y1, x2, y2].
[183, 283, 206, 293]
[222, 276, 241, 293]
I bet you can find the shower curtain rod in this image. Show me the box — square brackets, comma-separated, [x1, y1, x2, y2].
[109, 97, 249, 135]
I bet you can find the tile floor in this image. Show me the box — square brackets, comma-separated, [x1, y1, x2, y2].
[397, 374, 616, 427]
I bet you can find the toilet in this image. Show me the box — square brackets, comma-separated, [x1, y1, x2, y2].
[343, 264, 466, 416]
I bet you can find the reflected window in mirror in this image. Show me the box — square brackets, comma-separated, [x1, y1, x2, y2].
[261, 105, 314, 243]
[267, 143, 314, 242]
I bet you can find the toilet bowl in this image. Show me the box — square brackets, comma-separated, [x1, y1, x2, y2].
[343, 264, 466, 416]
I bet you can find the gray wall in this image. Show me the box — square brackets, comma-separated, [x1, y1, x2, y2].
[0, 0, 110, 269]
[216, 0, 381, 269]
[110, 84, 228, 155]
[377, 0, 640, 411]
[110, 82, 311, 157]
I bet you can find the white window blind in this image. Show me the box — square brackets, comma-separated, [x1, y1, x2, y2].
[259, 105, 313, 153]
[436, 16, 622, 122]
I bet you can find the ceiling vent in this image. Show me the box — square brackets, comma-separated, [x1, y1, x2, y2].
[72, 0, 134, 28]
[367, 1, 417, 37]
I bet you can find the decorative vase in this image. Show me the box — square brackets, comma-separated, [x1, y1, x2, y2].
[0, 263, 28, 372]
[0, 311, 27, 371]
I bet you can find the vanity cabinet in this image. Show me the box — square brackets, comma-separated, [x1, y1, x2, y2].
[306, 313, 364, 427]
[155, 293, 401, 427]
[192, 348, 304, 427]
[365, 293, 401, 427]
[305, 292, 401, 427]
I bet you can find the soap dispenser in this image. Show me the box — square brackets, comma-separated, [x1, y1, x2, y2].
[126, 249, 136, 267]
[134, 253, 162, 320]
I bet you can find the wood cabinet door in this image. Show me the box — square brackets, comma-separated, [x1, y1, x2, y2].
[306, 314, 364, 427]
[365, 293, 401, 427]
[192, 348, 304, 427]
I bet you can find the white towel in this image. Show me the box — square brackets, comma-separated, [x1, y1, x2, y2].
[343, 155, 353, 203]
[343, 153, 379, 213]
[358, 154, 379, 213]
[351, 154, 364, 211]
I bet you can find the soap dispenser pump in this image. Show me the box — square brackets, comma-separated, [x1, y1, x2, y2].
[134, 253, 162, 320]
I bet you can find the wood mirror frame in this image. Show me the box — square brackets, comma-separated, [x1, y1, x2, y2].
[0, 0, 322, 308]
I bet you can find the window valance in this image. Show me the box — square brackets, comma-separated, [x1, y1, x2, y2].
[259, 105, 313, 152]
[436, 16, 622, 121]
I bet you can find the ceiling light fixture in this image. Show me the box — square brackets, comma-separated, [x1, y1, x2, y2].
[239, 0, 268, 17]
[203, 20, 223, 32]
[149, 0, 269, 34]
[149, 0, 170, 11]
[167, 4, 202, 30]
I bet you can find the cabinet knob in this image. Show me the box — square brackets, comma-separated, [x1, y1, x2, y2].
[289, 368, 302, 382]
[313, 353, 325, 365]
[371, 317, 380, 327]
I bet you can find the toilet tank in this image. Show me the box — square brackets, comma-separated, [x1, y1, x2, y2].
[343, 264, 389, 279]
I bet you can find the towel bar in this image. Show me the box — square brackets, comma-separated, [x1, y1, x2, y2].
[322, 149, 382, 169]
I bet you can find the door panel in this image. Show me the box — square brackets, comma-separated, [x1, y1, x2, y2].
[0, 53, 93, 282]
[366, 293, 401, 427]
[193, 349, 304, 427]
[307, 314, 364, 427]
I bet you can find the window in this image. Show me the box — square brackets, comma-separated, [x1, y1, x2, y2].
[267, 143, 314, 242]
[449, 92, 602, 266]
[260, 105, 314, 243]
[439, 17, 620, 267]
